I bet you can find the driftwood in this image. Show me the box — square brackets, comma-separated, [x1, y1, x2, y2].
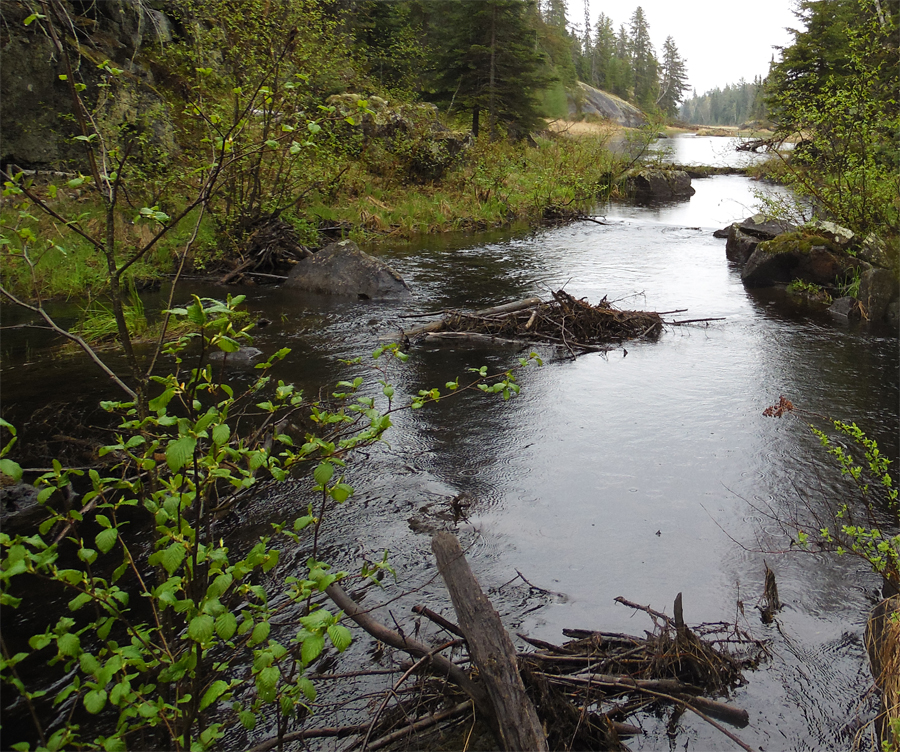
[315, 557, 763, 751]
[324, 583, 489, 712]
[399, 290, 669, 357]
[402, 297, 543, 338]
[432, 531, 549, 752]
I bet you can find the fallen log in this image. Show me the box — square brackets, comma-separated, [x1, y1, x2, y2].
[432, 531, 549, 752]
[324, 583, 489, 712]
[401, 296, 543, 339]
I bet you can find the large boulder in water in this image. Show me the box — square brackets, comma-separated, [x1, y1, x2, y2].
[285, 240, 411, 299]
[858, 268, 899, 322]
[741, 231, 863, 288]
[724, 214, 798, 266]
[735, 214, 797, 240]
[626, 169, 695, 201]
[725, 227, 761, 264]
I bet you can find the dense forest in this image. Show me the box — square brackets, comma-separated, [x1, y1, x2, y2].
[679, 78, 769, 126]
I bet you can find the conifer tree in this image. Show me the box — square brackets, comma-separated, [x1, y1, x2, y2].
[430, 0, 552, 138]
[656, 36, 689, 116]
[628, 6, 658, 107]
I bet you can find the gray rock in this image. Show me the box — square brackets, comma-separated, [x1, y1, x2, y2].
[806, 220, 855, 247]
[737, 214, 797, 240]
[713, 226, 730, 239]
[627, 169, 695, 200]
[0, 482, 41, 524]
[285, 240, 411, 299]
[858, 268, 899, 322]
[859, 234, 894, 269]
[887, 298, 900, 330]
[828, 296, 863, 320]
[570, 82, 646, 128]
[725, 226, 760, 264]
[794, 247, 865, 286]
[741, 244, 801, 287]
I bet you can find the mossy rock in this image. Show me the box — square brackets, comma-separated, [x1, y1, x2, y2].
[756, 232, 839, 255]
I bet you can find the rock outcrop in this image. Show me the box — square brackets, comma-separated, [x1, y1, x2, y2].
[569, 82, 646, 128]
[1, 1, 178, 168]
[284, 240, 411, 299]
[720, 217, 899, 326]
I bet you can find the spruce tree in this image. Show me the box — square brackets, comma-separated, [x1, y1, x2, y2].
[629, 6, 658, 108]
[656, 36, 689, 116]
[429, 0, 552, 139]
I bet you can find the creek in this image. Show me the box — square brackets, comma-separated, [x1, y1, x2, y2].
[2, 135, 898, 750]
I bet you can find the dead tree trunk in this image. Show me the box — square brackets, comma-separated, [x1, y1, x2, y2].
[431, 531, 549, 752]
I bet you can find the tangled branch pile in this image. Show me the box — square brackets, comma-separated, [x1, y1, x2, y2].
[517, 594, 765, 749]
[283, 587, 765, 752]
[407, 290, 666, 354]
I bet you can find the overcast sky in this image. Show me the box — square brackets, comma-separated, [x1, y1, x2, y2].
[577, 0, 800, 94]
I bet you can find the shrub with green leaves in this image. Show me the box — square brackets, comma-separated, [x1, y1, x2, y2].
[0, 296, 540, 751]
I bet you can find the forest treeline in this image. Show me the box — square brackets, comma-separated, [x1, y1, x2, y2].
[327, 0, 692, 129]
[679, 79, 768, 127]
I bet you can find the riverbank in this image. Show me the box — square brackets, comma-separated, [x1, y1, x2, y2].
[1, 130, 645, 302]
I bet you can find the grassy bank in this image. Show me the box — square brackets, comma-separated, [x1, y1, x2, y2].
[2, 130, 638, 301]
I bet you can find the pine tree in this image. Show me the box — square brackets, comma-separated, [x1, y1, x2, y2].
[429, 0, 552, 139]
[591, 13, 616, 90]
[656, 36, 689, 116]
[628, 7, 658, 107]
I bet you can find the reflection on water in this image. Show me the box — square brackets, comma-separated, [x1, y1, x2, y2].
[647, 133, 791, 169]
[2, 170, 896, 750]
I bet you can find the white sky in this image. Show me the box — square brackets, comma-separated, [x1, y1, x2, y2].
[575, 0, 799, 94]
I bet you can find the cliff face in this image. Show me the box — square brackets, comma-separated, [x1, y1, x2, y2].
[0, 0, 176, 169]
[569, 82, 647, 128]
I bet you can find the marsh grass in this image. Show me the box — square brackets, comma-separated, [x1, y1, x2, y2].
[306, 132, 627, 242]
[1, 187, 218, 298]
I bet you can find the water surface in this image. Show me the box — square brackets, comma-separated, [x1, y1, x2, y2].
[2, 153, 896, 750]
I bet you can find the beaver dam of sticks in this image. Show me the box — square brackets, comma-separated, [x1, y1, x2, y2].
[259, 533, 769, 752]
[399, 290, 718, 355]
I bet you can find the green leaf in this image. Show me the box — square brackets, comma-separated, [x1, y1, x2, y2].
[239, 710, 257, 730]
[0, 458, 23, 482]
[327, 624, 352, 653]
[212, 423, 230, 447]
[57, 632, 80, 657]
[249, 621, 271, 646]
[188, 614, 214, 643]
[297, 675, 317, 701]
[215, 611, 237, 640]
[95, 528, 117, 554]
[329, 483, 353, 503]
[84, 688, 108, 714]
[256, 665, 279, 703]
[301, 632, 325, 666]
[80, 653, 101, 675]
[216, 336, 241, 353]
[102, 735, 127, 752]
[159, 542, 186, 575]
[199, 680, 230, 712]
[29, 633, 52, 650]
[166, 437, 196, 472]
[265, 139, 279, 149]
[313, 462, 334, 486]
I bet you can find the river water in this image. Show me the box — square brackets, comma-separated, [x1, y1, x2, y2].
[3, 136, 898, 750]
